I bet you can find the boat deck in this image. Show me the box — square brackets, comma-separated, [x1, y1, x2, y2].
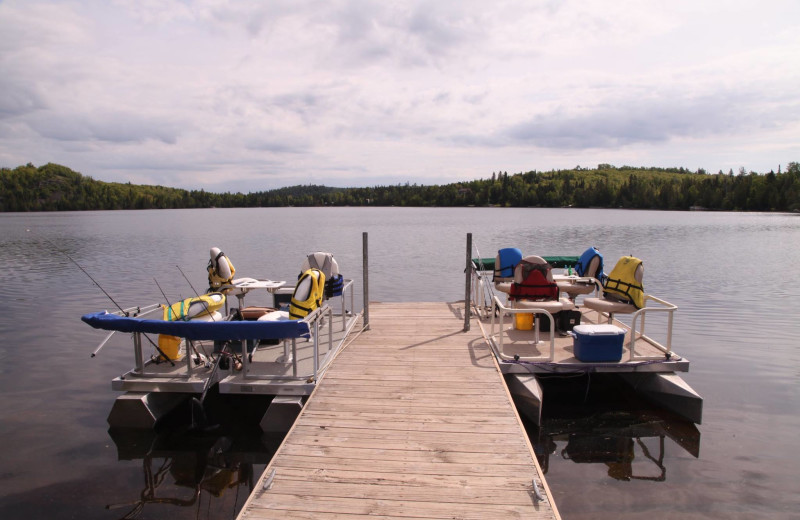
[486, 306, 691, 375]
[219, 312, 361, 396]
[111, 310, 360, 395]
[237, 301, 560, 520]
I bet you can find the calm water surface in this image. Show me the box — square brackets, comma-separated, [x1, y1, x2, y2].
[0, 207, 798, 519]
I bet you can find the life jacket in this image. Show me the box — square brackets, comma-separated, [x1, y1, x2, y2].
[301, 252, 343, 298]
[325, 274, 344, 298]
[158, 293, 225, 361]
[509, 258, 559, 301]
[208, 247, 236, 290]
[163, 292, 226, 321]
[289, 268, 326, 320]
[493, 247, 522, 282]
[575, 246, 604, 280]
[603, 256, 645, 309]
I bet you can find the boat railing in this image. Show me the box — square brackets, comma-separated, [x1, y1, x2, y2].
[336, 279, 356, 331]
[238, 303, 334, 383]
[122, 304, 218, 380]
[469, 260, 498, 320]
[273, 278, 355, 333]
[622, 294, 678, 361]
[488, 296, 556, 362]
[90, 277, 356, 383]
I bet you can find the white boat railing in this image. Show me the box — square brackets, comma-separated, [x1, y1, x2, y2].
[616, 294, 678, 361]
[469, 260, 497, 320]
[337, 279, 356, 332]
[122, 303, 213, 380]
[106, 277, 356, 383]
[488, 296, 557, 362]
[238, 303, 334, 383]
[236, 278, 355, 383]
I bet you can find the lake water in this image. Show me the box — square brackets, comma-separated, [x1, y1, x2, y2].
[0, 207, 798, 519]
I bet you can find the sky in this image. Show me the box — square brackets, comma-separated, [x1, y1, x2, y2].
[1, 0, 799, 193]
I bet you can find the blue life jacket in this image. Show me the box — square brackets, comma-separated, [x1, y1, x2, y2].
[494, 247, 522, 281]
[575, 246, 604, 281]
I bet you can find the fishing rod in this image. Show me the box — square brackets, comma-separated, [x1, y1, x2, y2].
[176, 264, 220, 322]
[28, 229, 127, 315]
[28, 229, 176, 365]
[154, 277, 207, 366]
[176, 263, 226, 431]
[177, 264, 202, 298]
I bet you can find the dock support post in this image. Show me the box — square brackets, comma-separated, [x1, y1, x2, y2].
[363, 231, 370, 331]
[464, 233, 472, 332]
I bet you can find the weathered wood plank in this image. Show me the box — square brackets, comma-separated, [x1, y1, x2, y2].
[237, 302, 559, 520]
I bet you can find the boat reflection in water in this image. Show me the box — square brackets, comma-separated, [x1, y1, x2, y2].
[519, 374, 700, 482]
[105, 392, 285, 520]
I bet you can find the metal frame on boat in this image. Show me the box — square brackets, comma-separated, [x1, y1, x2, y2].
[84, 271, 362, 430]
[467, 245, 703, 426]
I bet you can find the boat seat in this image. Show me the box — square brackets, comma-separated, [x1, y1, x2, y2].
[584, 256, 644, 324]
[300, 252, 343, 298]
[493, 247, 522, 295]
[558, 247, 604, 302]
[510, 255, 574, 341]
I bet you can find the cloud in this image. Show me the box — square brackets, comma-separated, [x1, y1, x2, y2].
[23, 110, 180, 144]
[1, 0, 799, 191]
[502, 86, 800, 151]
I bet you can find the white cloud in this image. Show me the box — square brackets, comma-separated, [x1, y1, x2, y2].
[1, 0, 799, 191]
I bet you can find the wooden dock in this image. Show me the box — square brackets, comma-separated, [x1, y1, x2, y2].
[238, 301, 560, 520]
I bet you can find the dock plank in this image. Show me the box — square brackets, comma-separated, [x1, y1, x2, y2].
[238, 301, 560, 520]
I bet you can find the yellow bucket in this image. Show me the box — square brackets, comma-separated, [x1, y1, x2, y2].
[514, 312, 533, 330]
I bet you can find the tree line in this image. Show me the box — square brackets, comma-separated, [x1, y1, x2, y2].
[1, 161, 799, 212]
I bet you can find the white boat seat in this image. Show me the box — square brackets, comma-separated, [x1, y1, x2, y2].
[584, 256, 644, 323]
[560, 249, 603, 301]
[493, 248, 522, 296]
[582, 297, 635, 315]
[515, 297, 575, 312]
[494, 281, 513, 294]
[509, 255, 564, 306]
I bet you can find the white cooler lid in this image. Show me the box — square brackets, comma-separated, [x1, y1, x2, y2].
[573, 324, 625, 335]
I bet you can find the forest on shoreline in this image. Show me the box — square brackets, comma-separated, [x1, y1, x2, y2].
[1, 162, 799, 212]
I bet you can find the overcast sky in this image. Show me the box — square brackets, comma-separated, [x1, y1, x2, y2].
[1, 0, 798, 193]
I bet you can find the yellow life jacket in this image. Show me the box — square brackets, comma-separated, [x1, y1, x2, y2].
[208, 248, 236, 290]
[289, 269, 325, 320]
[163, 292, 226, 321]
[603, 256, 645, 309]
[157, 293, 225, 360]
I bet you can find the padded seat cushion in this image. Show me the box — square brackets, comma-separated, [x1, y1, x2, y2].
[494, 281, 512, 294]
[515, 297, 575, 312]
[583, 297, 636, 314]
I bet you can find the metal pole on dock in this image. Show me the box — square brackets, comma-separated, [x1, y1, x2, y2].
[362, 231, 370, 331]
[464, 232, 472, 332]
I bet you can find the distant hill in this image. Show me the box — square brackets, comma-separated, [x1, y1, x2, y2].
[1, 162, 798, 212]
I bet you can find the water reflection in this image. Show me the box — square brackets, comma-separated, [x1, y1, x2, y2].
[522, 374, 700, 483]
[105, 393, 285, 520]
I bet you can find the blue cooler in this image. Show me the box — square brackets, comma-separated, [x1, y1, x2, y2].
[572, 324, 625, 362]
